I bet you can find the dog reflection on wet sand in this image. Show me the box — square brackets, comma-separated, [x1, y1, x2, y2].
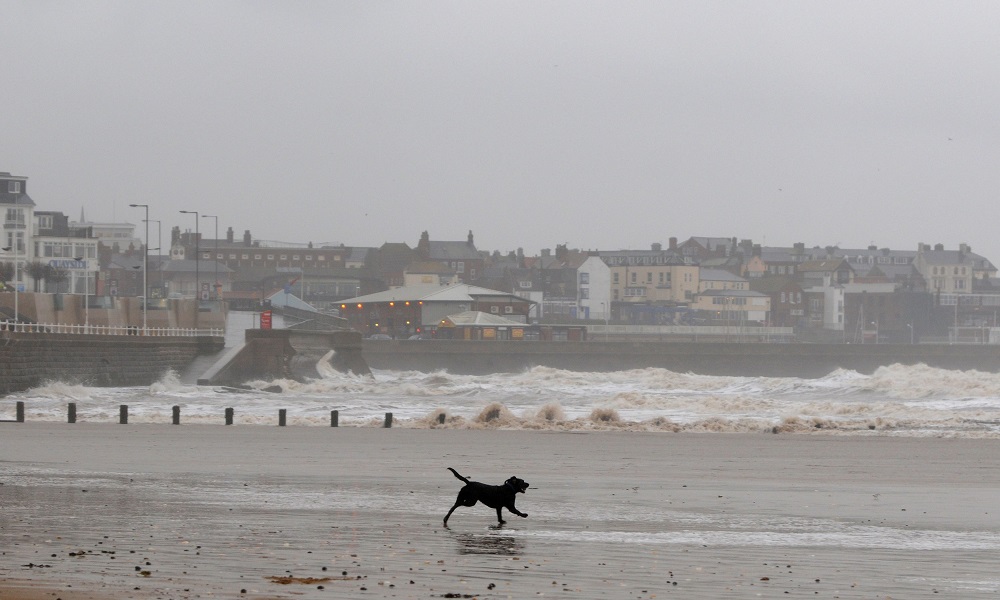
[443, 467, 529, 526]
[453, 532, 524, 556]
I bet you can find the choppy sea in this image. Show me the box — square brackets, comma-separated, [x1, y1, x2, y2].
[5, 360, 1000, 437]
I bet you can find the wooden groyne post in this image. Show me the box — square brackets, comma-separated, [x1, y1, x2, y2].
[172, 405, 181, 425]
[119, 404, 128, 425]
[383, 412, 393, 428]
[225, 407, 234, 425]
[278, 409, 287, 427]
[68, 403, 77, 424]
[330, 410, 339, 427]
[16, 401, 25, 423]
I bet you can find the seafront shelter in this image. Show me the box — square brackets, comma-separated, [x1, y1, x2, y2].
[337, 283, 535, 338]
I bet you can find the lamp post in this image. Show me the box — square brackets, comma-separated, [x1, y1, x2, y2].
[145, 219, 161, 298]
[73, 255, 91, 332]
[202, 214, 218, 301]
[2, 243, 18, 328]
[129, 204, 149, 333]
[179, 210, 199, 301]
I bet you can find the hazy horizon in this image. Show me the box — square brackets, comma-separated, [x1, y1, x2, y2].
[3, 2, 999, 260]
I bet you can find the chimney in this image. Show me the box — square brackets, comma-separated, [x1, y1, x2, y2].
[651, 242, 661, 252]
[960, 243, 970, 254]
[752, 243, 761, 257]
[541, 248, 551, 257]
[934, 243, 944, 251]
[868, 244, 877, 251]
[467, 230, 474, 246]
[243, 230, 252, 247]
[669, 237, 677, 250]
[226, 227, 234, 244]
[793, 242, 805, 253]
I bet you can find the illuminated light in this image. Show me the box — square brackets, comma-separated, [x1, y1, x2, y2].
[389, 301, 395, 307]
[357, 303, 363, 309]
[340, 304, 346, 309]
[418, 301, 423, 305]
[405, 301, 410, 306]
[405, 320, 411, 325]
[375, 323, 379, 327]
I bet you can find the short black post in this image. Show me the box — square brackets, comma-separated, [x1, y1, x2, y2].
[119, 404, 128, 425]
[330, 410, 339, 427]
[172, 405, 180, 425]
[437, 413, 446, 425]
[383, 412, 393, 428]
[278, 409, 287, 427]
[225, 407, 234, 426]
[68, 403, 77, 424]
[16, 401, 25, 423]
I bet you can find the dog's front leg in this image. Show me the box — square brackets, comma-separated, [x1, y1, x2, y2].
[506, 503, 528, 519]
[495, 506, 506, 524]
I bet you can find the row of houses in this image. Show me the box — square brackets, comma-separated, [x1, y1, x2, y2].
[3, 170, 997, 342]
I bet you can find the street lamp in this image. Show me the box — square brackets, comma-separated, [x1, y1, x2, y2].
[179, 210, 199, 302]
[600, 301, 608, 341]
[73, 255, 91, 332]
[202, 214, 218, 301]
[2, 243, 18, 328]
[145, 218, 161, 298]
[129, 204, 149, 333]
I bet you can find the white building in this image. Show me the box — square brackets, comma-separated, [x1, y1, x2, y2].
[576, 256, 611, 321]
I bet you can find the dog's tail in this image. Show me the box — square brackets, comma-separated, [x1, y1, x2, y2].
[447, 467, 470, 484]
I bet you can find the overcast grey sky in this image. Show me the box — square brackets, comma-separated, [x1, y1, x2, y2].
[3, 1, 999, 259]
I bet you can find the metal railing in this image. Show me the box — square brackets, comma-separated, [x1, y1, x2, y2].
[0, 320, 223, 337]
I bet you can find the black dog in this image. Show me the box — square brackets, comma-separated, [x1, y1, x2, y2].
[443, 467, 529, 525]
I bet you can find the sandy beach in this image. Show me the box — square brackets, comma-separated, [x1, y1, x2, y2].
[2, 424, 999, 599]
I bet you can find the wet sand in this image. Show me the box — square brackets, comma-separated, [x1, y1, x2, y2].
[2, 424, 999, 599]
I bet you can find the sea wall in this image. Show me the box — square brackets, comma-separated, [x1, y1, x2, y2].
[0, 332, 224, 395]
[198, 329, 369, 386]
[361, 340, 1000, 377]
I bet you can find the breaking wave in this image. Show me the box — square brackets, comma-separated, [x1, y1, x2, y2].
[4, 363, 1000, 437]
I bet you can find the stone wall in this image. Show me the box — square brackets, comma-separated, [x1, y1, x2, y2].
[0, 332, 224, 395]
[198, 329, 369, 386]
[360, 340, 1000, 377]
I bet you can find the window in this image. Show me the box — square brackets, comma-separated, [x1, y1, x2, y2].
[630, 272, 636, 283]
[267, 254, 274, 260]
[7, 181, 20, 193]
[646, 272, 652, 283]
[37, 215, 53, 230]
[280, 255, 287, 261]
[242, 254, 249, 260]
[504, 306, 513, 314]
[781, 292, 787, 303]
[580, 288, 589, 299]
[457, 262, 465, 273]
[613, 273, 619, 284]
[579, 272, 589, 284]
[255, 254, 262, 260]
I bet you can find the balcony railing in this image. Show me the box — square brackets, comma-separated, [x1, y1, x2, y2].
[0, 320, 223, 336]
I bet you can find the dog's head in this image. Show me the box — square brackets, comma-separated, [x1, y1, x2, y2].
[505, 476, 529, 494]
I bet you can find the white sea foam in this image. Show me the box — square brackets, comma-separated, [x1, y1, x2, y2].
[4, 363, 1000, 436]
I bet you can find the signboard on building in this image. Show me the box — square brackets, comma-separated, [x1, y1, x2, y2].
[260, 310, 272, 330]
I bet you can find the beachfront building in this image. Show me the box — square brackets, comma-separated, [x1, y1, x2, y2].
[575, 255, 610, 321]
[337, 283, 535, 338]
[690, 289, 771, 326]
[1, 171, 35, 296]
